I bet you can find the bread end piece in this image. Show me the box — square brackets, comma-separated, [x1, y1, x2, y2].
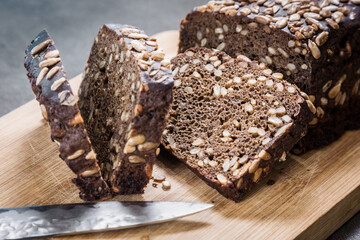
[24, 30, 111, 201]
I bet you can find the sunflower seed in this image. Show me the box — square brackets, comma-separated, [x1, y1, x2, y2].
[184, 87, 194, 94]
[85, 150, 96, 160]
[240, 8, 251, 16]
[289, 13, 301, 21]
[213, 84, 221, 97]
[215, 69, 223, 77]
[68, 149, 85, 160]
[248, 127, 259, 135]
[119, 27, 141, 35]
[308, 40, 321, 59]
[162, 181, 171, 190]
[51, 77, 66, 91]
[128, 33, 149, 39]
[197, 31, 203, 40]
[245, 103, 254, 114]
[287, 63, 296, 71]
[137, 142, 157, 152]
[306, 100, 317, 114]
[315, 31, 329, 46]
[268, 116, 283, 126]
[301, 64, 308, 70]
[253, 168, 263, 182]
[249, 159, 260, 174]
[192, 138, 205, 146]
[217, 174, 228, 185]
[325, 18, 339, 29]
[127, 134, 146, 146]
[198, 38, 206, 47]
[275, 17, 288, 28]
[124, 144, 136, 154]
[282, 115, 292, 123]
[328, 84, 341, 98]
[31, 40, 51, 55]
[236, 24, 243, 32]
[223, 159, 230, 172]
[128, 155, 146, 163]
[152, 49, 165, 61]
[143, 41, 156, 49]
[277, 48, 289, 58]
[40, 104, 47, 120]
[255, 16, 270, 25]
[46, 66, 60, 79]
[274, 123, 293, 137]
[131, 40, 146, 52]
[44, 50, 59, 59]
[190, 148, 200, 154]
[36, 67, 49, 85]
[332, 11, 344, 23]
[81, 168, 99, 177]
[262, 138, 272, 145]
[179, 64, 189, 73]
[216, 42, 226, 51]
[39, 58, 60, 68]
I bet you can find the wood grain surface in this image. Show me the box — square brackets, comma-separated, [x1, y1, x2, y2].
[0, 30, 359, 240]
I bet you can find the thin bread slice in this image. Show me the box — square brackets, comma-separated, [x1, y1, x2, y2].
[79, 24, 173, 195]
[24, 30, 111, 201]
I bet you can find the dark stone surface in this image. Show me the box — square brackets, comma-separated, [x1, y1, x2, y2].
[0, 0, 358, 239]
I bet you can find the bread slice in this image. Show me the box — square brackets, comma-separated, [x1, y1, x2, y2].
[162, 47, 312, 201]
[24, 30, 111, 201]
[78, 24, 173, 195]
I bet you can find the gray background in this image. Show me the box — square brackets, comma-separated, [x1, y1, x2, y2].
[0, 0, 358, 239]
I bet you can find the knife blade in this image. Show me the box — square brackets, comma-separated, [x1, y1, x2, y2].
[0, 201, 213, 239]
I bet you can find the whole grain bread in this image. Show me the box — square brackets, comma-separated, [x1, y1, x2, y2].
[179, 0, 360, 153]
[24, 26, 173, 200]
[78, 24, 173, 195]
[162, 47, 312, 201]
[24, 30, 111, 201]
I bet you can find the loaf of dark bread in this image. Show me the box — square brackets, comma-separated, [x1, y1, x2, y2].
[179, 0, 360, 153]
[24, 30, 111, 201]
[78, 24, 173, 195]
[162, 47, 312, 201]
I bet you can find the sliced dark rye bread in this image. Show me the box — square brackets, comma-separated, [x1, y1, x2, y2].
[24, 30, 111, 201]
[162, 47, 312, 201]
[179, 0, 360, 153]
[78, 24, 173, 195]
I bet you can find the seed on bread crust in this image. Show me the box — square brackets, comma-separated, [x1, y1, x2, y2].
[31, 40, 51, 55]
[36, 67, 49, 85]
[39, 58, 60, 68]
[67, 149, 85, 160]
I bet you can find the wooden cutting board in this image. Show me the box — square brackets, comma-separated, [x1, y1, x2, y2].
[0, 30, 359, 240]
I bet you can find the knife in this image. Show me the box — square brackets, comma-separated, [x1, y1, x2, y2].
[0, 201, 213, 239]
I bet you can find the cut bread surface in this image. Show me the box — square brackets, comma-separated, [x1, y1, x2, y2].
[79, 24, 173, 195]
[162, 47, 311, 201]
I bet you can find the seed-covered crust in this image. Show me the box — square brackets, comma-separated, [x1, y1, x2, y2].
[79, 24, 173, 195]
[179, 0, 360, 152]
[163, 48, 312, 202]
[24, 30, 111, 201]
